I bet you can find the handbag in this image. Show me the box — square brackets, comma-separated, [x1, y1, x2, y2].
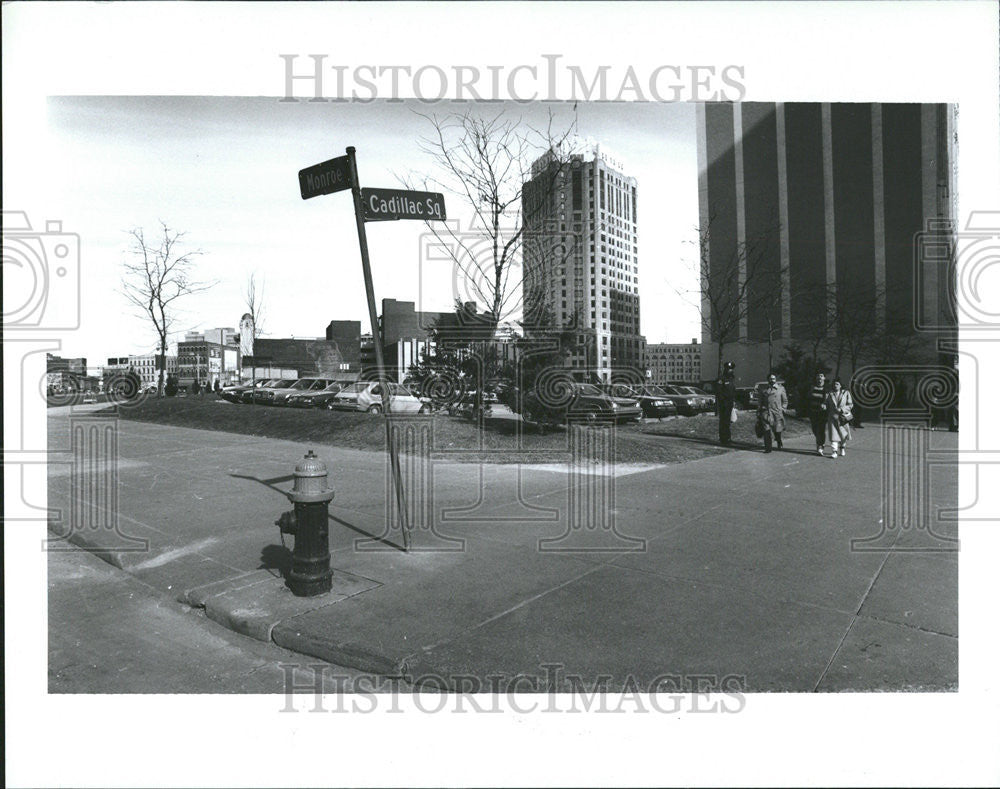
[754, 417, 764, 438]
[730, 407, 738, 423]
[834, 392, 852, 423]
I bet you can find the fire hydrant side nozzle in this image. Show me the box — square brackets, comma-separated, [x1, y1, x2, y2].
[278, 450, 335, 597]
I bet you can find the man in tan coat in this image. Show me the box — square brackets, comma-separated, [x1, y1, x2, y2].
[757, 373, 788, 453]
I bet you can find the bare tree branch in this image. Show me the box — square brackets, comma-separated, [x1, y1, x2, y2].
[120, 222, 214, 396]
[674, 210, 786, 379]
[241, 272, 267, 390]
[399, 106, 578, 327]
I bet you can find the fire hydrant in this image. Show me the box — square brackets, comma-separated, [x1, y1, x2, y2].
[275, 450, 335, 597]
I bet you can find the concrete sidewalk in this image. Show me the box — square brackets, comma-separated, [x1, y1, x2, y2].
[46, 409, 958, 691]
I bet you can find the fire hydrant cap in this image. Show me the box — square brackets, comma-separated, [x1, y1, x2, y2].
[288, 450, 335, 503]
[294, 450, 328, 478]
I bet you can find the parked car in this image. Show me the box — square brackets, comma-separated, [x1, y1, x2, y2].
[326, 381, 370, 411]
[621, 385, 680, 419]
[286, 382, 344, 408]
[735, 386, 759, 410]
[243, 378, 284, 403]
[82, 390, 98, 404]
[220, 383, 254, 403]
[262, 377, 340, 406]
[698, 380, 720, 397]
[356, 381, 429, 414]
[516, 382, 642, 425]
[676, 385, 716, 412]
[655, 384, 702, 416]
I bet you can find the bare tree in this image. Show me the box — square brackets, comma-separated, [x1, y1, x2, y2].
[121, 223, 213, 396]
[402, 107, 577, 416]
[403, 107, 578, 328]
[795, 286, 834, 377]
[820, 284, 889, 380]
[243, 272, 266, 391]
[679, 213, 785, 379]
[761, 289, 785, 375]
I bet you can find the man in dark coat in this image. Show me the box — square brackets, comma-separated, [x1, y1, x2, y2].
[807, 372, 828, 454]
[717, 361, 737, 445]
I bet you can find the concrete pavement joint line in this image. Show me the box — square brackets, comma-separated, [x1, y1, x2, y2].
[48, 494, 176, 542]
[182, 572, 280, 608]
[416, 561, 609, 655]
[50, 493, 247, 576]
[812, 526, 904, 692]
[47, 527, 209, 601]
[563, 500, 733, 572]
[595, 557, 870, 619]
[855, 613, 957, 640]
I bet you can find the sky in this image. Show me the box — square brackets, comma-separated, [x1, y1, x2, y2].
[40, 97, 699, 364]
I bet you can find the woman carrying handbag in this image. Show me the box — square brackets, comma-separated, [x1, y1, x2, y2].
[825, 378, 854, 459]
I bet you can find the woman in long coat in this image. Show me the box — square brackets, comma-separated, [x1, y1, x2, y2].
[757, 373, 788, 453]
[825, 378, 854, 458]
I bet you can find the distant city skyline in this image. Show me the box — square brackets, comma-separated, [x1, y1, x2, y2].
[38, 97, 700, 363]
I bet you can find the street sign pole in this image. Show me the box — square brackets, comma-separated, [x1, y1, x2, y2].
[345, 146, 411, 551]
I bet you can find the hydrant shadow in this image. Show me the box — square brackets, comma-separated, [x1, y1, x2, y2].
[230, 472, 406, 553]
[259, 543, 293, 579]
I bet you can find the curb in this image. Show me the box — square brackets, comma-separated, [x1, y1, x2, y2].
[270, 622, 450, 687]
[48, 523, 434, 683]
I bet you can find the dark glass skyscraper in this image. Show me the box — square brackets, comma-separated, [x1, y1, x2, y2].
[697, 102, 956, 382]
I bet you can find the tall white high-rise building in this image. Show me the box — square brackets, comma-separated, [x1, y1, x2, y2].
[522, 144, 645, 381]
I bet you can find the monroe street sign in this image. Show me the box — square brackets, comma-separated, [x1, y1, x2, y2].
[298, 155, 352, 200]
[295, 148, 447, 550]
[361, 188, 447, 221]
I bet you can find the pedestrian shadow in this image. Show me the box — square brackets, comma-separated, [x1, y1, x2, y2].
[772, 446, 824, 457]
[641, 431, 828, 459]
[642, 432, 761, 453]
